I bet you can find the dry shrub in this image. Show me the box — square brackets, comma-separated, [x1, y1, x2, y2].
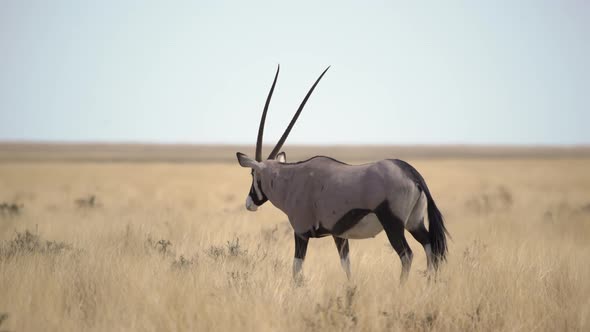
[0, 229, 72, 260]
[465, 186, 513, 214]
[206, 236, 247, 260]
[75, 195, 96, 208]
[0, 202, 22, 217]
[171, 255, 197, 270]
[0, 312, 8, 329]
[544, 201, 590, 222]
[303, 286, 358, 330]
[145, 236, 175, 257]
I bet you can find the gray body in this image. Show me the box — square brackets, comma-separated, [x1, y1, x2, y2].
[260, 157, 424, 238]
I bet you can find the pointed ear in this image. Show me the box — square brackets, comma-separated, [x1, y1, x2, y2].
[276, 152, 287, 163]
[236, 152, 263, 170]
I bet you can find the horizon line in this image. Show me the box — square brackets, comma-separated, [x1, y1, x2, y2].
[1, 139, 589, 148]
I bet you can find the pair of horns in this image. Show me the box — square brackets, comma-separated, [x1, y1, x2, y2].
[255, 65, 330, 161]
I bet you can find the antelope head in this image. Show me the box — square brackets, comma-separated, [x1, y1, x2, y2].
[236, 65, 329, 211]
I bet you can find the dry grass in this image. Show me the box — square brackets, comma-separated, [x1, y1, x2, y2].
[1, 150, 589, 331]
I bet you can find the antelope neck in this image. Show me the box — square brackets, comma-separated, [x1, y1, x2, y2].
[259, 161, 293, 212]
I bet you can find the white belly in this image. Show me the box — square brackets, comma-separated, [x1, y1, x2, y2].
[339, 213, 383, 239]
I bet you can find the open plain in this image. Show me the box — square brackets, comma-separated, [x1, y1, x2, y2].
[1, 144, 589, 331]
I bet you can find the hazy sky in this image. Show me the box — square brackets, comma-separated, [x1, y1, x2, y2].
[0, 1, 588, 145]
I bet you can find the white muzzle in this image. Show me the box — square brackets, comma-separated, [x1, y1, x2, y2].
[245, 196, 258, 211]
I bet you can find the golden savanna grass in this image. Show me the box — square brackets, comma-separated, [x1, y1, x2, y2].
[1, 145, 589, 331]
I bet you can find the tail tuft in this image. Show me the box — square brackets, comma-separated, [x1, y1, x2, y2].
[425, 194, 448, 268]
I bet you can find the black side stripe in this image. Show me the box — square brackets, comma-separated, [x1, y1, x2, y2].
[331, 208, 372, 235]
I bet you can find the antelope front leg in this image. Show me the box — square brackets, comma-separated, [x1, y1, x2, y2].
[333, 236, 351, 280]
[293, 233, 309, 280]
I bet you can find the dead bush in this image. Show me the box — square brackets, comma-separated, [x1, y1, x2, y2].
[145, 236, 175, 257]
[303, 286, 358, 330]
[0, 229, 72, 259]
[465, 186, 513, 214]
[75, 195, 97, 208]
[206, 236, 247, 260]
[226, 270, 250, 288]
[171, 255, 197, 270]
[0, 202, 23, 217]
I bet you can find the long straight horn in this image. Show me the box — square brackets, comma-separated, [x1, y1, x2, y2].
[255, 65, 280, 162]
[267, 66, 330, 160]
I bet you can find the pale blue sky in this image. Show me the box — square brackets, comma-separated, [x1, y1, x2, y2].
[0, 1, 588, 145]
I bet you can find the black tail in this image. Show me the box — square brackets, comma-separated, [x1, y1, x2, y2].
[391, 159, 449, 268]
[424, 188, 448, 267]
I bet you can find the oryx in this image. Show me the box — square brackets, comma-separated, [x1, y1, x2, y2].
[236, 66, 449, 282]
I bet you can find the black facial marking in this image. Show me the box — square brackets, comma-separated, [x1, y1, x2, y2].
[248, 180, 268, 206]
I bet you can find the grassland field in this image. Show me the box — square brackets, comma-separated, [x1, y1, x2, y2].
[0, 144, 589, 331]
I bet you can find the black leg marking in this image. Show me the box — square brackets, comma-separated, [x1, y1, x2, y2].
[294, 233, 309, 259]
[409, 222, 430, 246]
[409, 221, 435, 273]
[333, 236, 349, 259]
[374, 201, 412, 257]
[333, 236, 351, 279]
[293, 233, 310, 281]
[374, 201, 413, 283]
